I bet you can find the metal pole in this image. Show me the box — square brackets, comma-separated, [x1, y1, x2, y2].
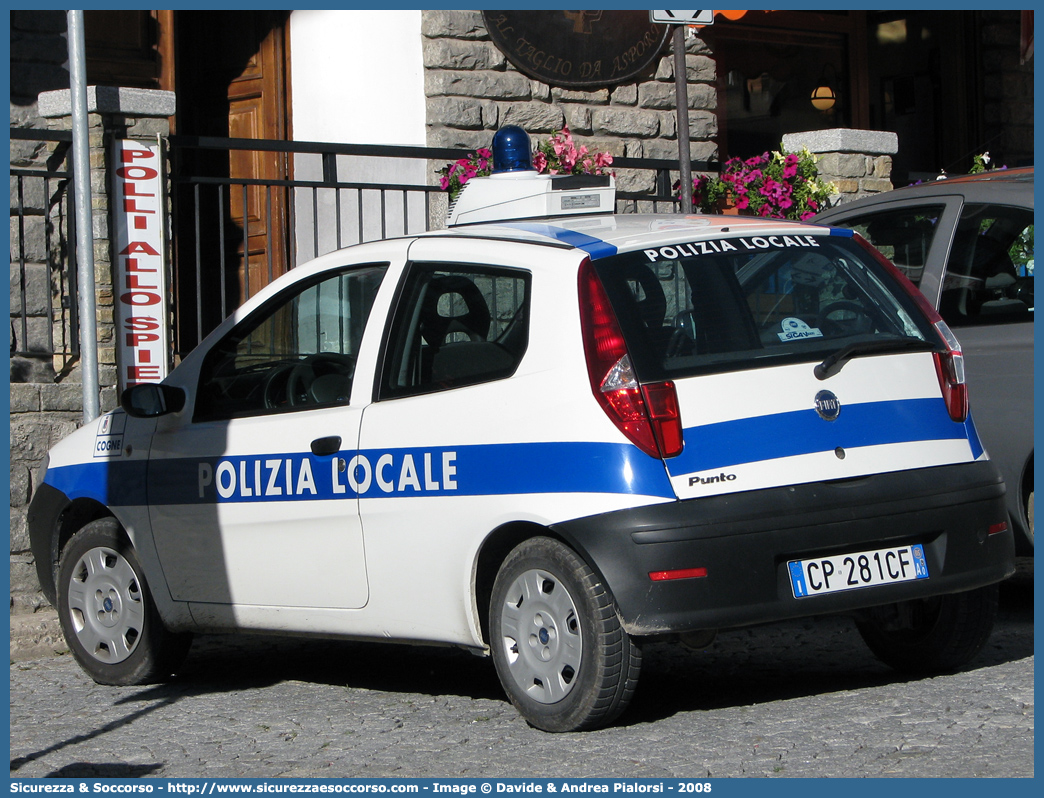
[67, 10, 100, 422]
[673, 25, 692, 214]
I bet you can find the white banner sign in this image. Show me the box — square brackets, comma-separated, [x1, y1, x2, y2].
[112, 139, 170, 390]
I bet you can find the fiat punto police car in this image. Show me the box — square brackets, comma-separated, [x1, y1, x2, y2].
[29, 130, 1015, 732]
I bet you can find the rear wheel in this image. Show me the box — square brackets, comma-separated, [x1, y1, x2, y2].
[57, 518, 191, 685]
[489, 537, 641, 732]
[855, 584, 998, 674]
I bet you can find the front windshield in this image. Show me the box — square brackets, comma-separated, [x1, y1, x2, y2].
[594, 232, 938, 381]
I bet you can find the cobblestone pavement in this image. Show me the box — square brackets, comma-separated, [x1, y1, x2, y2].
[9, 566, 1033, 780]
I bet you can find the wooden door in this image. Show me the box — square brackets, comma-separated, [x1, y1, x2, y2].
[173, 11, 291, 344]
[223, 16, 291, 303]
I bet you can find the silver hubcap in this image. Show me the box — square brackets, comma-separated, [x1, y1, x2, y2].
[66, 547, 145, 664]
[499, 568, 582, 704]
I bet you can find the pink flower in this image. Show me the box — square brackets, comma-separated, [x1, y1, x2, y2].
[760, 178, 790, 204]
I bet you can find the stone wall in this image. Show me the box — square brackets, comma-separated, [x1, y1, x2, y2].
[10, 10, 76, 615]
[9, 387, 82, 613]
[420, 10, 719, 197]
[38, 87, 177, 391]
[10, 10, 73, 384]
[782, 129, 897, 207]
[9, 84, 175, 615]
[9, 11, 70, 128]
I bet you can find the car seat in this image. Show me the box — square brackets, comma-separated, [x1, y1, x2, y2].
[419, 275, 514, 385]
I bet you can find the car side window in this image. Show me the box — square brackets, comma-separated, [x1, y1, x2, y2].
[194, 264, 388, 421]
[939, 204, 1034, 327]
[380, 263, 530, 399]
[833, 204, 946, 287]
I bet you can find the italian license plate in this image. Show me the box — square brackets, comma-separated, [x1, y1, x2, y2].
[788, 543, 929, 598]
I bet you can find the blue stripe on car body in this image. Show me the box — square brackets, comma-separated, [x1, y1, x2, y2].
[43, 396, 981, 507]
[44, 440, 675, 506]
[668, 397, 972, 475]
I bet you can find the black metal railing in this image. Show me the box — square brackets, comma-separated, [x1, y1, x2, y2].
[9, 128, 79, 378]
[9, 128, 714, 373]
[168, 134, 708, 354]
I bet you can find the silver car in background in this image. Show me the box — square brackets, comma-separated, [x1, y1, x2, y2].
[814, 168, 1034, 553]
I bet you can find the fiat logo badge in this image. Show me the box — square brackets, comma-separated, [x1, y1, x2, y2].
[815, 389, 841, 421]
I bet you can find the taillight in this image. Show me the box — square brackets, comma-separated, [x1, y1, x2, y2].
[578, 260, 684, 459]
[931, 321, 968, 422]
[853, 233, 968, 422]
[643, 381, 684, 456]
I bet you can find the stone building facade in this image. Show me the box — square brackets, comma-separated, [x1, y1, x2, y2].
[419, 11, 901, 206]
[421, 10, 719, 198]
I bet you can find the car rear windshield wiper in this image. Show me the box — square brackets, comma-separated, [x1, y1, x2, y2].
[814, 337, 936, 380]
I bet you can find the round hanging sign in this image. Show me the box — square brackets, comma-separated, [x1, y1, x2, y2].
[482, 10, 671, 89]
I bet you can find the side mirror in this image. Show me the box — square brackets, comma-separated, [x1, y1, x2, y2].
[121, 383, 186, 418]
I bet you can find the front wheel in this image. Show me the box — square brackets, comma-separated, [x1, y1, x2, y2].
[855, 584, 998, 674]
[489, 537, 641, 732]
[57, 518, 192, 685]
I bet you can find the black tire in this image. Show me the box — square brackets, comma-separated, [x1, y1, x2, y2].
[855, 584, 999, 674]
[56, 518, 192, 685]
[489, 537, 641, 732]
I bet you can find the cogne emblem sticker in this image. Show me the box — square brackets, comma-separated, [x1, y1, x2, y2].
[814, 389, 841, 421]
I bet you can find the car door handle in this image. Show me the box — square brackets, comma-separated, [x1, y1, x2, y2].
[310, 436, 342, 457]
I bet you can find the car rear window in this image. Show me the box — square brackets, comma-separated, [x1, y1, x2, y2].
[594, 232, 939, 380]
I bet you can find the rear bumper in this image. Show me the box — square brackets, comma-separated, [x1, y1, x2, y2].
[554, 461, 1015, 636]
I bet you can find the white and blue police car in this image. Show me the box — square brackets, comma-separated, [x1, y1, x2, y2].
[29, 128, 1015, 732]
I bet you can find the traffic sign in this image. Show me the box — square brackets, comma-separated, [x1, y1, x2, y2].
[649, 10, 715, 25]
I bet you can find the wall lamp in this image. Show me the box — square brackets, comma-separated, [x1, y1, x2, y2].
[811, 63, 839, 111]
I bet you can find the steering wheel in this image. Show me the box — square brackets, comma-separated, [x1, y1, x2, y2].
[816, 301, 875, 336]
[262, 360, 317, 409]
[262, 354, 356, 409]
[285, 362, 317, 406]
